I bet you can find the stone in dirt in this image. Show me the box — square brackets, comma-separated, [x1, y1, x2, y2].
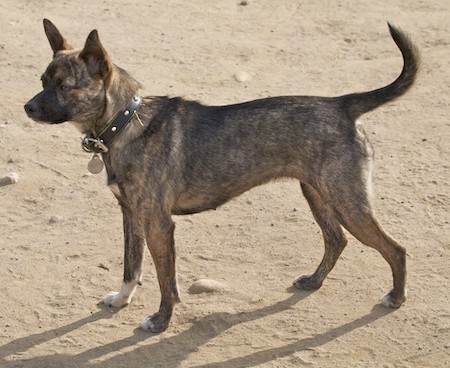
[188, 279, 228, 294]
[0, 172, 19, 187]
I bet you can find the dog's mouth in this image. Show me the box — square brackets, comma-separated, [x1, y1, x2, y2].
[25, 113, 66, 125]
[24, 101, 67, 124]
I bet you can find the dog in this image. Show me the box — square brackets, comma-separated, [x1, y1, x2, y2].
[25, 19, 419, 333]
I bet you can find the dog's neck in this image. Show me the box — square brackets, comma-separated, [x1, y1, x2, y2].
[93, 65, 142, 137]
[81, 65, 143, 153]
[82, 94, 142, 154]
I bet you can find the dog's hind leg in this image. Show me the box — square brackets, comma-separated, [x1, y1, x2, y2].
[323, 163, 407, 308]
[334, 201, 407, 308]
[103, 207, 145, 308]
[293, 182, 348, 290]
[140, 214, 180, 333]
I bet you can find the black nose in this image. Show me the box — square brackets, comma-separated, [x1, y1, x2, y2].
[24, 101, 37, 115]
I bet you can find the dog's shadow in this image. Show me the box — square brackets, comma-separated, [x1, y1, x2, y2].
[0, 289, 394, 368]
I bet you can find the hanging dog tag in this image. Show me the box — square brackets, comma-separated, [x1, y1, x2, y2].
[87, 154, 104, 174]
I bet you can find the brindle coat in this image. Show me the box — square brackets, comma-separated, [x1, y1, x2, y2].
[25, 19, 419, 333]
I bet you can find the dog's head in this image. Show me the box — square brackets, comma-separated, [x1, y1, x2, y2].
[24, 19, 113, 130]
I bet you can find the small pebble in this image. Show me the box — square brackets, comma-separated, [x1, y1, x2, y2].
[188, 279, 227, 294]
[0, 172, 19, 187]
[48, 215, 63, 224]
[234, 71, 251, 83]
[98, 263, 110, 271]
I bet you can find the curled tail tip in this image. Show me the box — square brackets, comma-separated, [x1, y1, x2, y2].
[384, 22, 421, 83]
[387, 22, 420, 61]
[387, 22, 399, 34]
[342, 24, 420, 120]
[387, 22, 410, 47]
[386, 22, 410, 38]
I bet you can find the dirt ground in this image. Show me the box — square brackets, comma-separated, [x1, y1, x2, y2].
[1, 1, 449, 367]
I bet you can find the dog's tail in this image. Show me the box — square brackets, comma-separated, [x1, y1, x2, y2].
[341, 23, 420, 120]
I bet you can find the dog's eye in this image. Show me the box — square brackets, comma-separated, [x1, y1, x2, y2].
[59, 82, 73, 92]
[58, 79, 76, 92]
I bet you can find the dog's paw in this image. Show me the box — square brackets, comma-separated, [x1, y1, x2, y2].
[102, 291, 130, 308]
[140, 313, 169, 333]
[292, 274, 323, 290]
[102, 281, 139, 308]
[381, 289, 407, 308]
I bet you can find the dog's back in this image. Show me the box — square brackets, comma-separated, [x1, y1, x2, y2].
[168, 24, 419, 214]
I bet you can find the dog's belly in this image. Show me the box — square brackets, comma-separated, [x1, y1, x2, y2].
[171, 196, 230, 215]
[171, 169, 292, 216]
[171, 206, 218, 216]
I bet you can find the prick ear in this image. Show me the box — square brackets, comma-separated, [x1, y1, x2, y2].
[43, 19, 73, 56]
[79, 30, 112, 80]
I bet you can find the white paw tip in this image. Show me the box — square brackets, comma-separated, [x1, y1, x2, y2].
[140, 317, 154, 331]
[102, 291, 128, 308]
[381, 289, 407, 308]
[381, 293, 393, 307]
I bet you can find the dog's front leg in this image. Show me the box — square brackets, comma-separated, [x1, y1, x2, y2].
[140, 214, 180, 333]
[103, 207, 145, 308]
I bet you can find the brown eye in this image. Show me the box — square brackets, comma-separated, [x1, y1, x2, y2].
[59, 82, 70, 91]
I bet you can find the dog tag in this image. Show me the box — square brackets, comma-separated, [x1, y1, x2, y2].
[87, 154, 104, 174]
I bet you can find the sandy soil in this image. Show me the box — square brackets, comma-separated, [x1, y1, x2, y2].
[1, 1, 449, 367]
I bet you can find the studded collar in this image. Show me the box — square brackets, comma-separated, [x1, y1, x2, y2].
[82, 95, 142, 154]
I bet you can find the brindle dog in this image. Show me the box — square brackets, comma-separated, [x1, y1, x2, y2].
[25, 19, 419, 333]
